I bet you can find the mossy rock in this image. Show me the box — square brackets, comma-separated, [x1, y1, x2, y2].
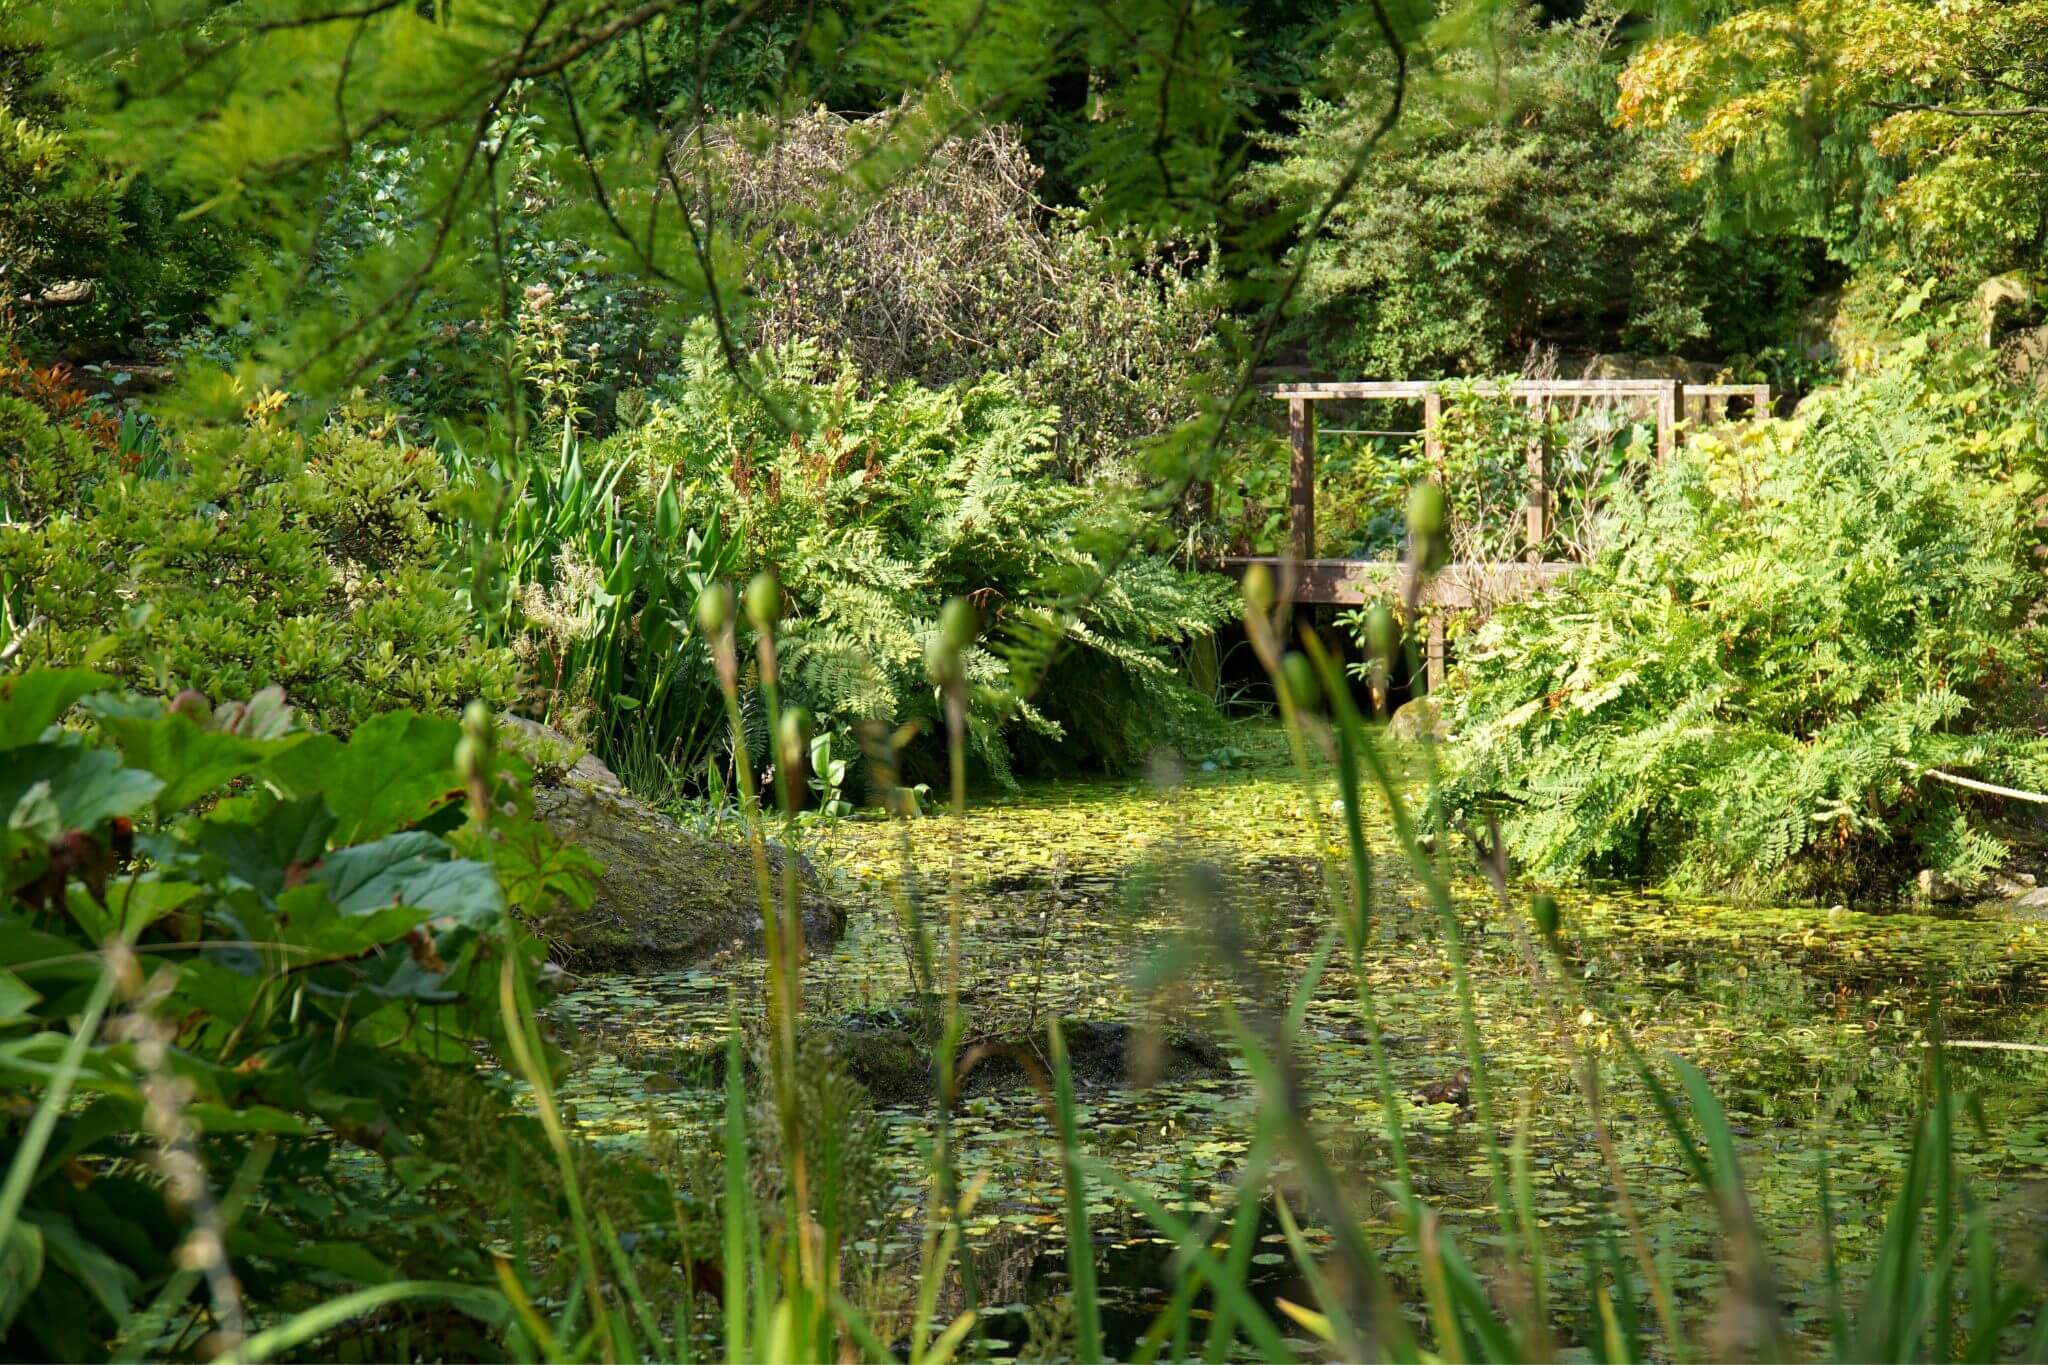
[1386, 695, 1444, 743]
[805, 1009, 1227, 1104]
[512, 718, 842, 971]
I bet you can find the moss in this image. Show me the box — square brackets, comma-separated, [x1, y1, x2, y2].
[534, 779, 839, 972]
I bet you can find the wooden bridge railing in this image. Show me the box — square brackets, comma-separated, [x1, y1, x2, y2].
[1219, 378, 1771, 687]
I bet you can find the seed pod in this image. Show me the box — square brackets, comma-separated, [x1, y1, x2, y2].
[925, 631, 962, 686]
[939, 597, 978, 653]
[1406, 482, 1448, 539]
[697, 581, 734, 635]
[1242, 564, 1274, 616]
[1365, 602, 1399, 667]
[777, 707, 812, 771]
[1531, 893, 1560, 943]
[744, 573, 781, 631]
[1281, 652, 1321, 713]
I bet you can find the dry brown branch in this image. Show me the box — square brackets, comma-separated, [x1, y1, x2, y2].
[675, 105, 1221, 473]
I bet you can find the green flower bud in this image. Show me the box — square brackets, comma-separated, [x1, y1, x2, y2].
[939, 597, 978, 654]
[455, 733, 489, 787]
[1365, 602, 1399, 666]
[1406, 482, 1448, 540]
[926, 631, 962, 686]
[697, 581, 734, 635]
[1531, 893, 1560, 943]
[777, 707, 812, 769]
[1281, 652, 1321, 713]
[744, 572, 781, 631]
[462, 698, 493, 740]
[1242, 564, 1274, 616]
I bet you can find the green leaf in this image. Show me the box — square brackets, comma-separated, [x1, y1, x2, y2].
[194, 796, 338, 899]
[0, 1223, 45, 1335]
[286, 1240, 397, 1284]
[0, 968, 41, 1024]
[264, 712, 463, 843]
[107, 879, 204, 938]
[274, 884, 429, 964]
[0, 745, 164, 834]
[30, 1210, 137, 1322]
[307, 831, 501, 927]
[95, 710, 281, 814]
[0, 670, 113, 751]
[184, 1103, 314, 1136]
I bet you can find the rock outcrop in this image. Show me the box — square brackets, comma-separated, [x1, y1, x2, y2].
[501, 717, 842, 970]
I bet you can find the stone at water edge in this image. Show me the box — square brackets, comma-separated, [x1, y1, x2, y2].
[501, 717, 842, 971]
[1386, 695, 1444, 743]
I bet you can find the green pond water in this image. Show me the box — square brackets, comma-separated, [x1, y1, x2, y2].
[550, 724, 2048, 1356]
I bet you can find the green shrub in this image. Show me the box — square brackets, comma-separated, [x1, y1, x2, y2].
[585, 324, 1236, 784]
[1, 402, 517, 733]
[0, 672, 613, 1359]
[1438, 374, 2048, 900]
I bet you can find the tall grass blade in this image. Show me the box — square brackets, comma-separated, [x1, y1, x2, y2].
[1048, 1020, 1104, 1364]
[217, 1282, 506, 1364]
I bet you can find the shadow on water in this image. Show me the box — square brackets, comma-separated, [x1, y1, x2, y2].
[553, 723, 2048, 1358]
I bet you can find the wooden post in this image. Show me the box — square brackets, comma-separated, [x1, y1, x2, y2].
[1288, 397, 1316, 567]
[1426, 616, 1447, 692]
[1423, 389, 1444, 477]
[1524, 393, 1547, 563]
[1655, 381, 1681, 462]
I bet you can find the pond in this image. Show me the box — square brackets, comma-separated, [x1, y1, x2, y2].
[550, 723, 2048, 1357]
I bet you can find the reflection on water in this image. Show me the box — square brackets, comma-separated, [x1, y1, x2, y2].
[553, 725, 2048, 1356]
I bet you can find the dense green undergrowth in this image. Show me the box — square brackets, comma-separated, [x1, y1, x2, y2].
[1441, 373, 2048, 901]
[0, 672, 614, 1357]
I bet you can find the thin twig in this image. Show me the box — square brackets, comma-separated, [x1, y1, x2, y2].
[0, 613, 45, 666]
[1909, 763, 2048, 806]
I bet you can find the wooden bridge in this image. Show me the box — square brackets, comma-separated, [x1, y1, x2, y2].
[1220, 378, 1771, 686]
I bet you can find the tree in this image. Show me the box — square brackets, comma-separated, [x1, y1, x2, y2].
[1617, 0, 2048, 275]
[1253, 3, 1825, 378]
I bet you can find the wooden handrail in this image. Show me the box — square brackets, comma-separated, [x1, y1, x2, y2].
[1254, 377, 1774, 689]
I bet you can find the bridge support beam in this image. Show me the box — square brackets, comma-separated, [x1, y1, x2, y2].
[1287, 397, 1316, 567]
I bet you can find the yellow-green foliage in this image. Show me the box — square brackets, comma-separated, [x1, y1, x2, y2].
[1, 406, 516, 731]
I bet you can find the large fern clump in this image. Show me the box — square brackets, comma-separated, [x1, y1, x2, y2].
[602, 324, 1235, 784]
[1442, 374, 2048, 901]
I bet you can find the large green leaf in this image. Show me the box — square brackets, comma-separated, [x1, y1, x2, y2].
[0, 923, 98, 984]
[183, 1102, 313, 1136]
[65, 878, 204, 945]
[93, 710, 282, 814]
[194, 796, 338, 899]
[2, 746, 162, 893]
[311, 832, 500, 924]
[274, 884, 430, 965]
[0, 670, 113, 751]
[0, 745, 163, 834]
[29, 1210, 137, 1323]
[264, 712, 464, 843]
